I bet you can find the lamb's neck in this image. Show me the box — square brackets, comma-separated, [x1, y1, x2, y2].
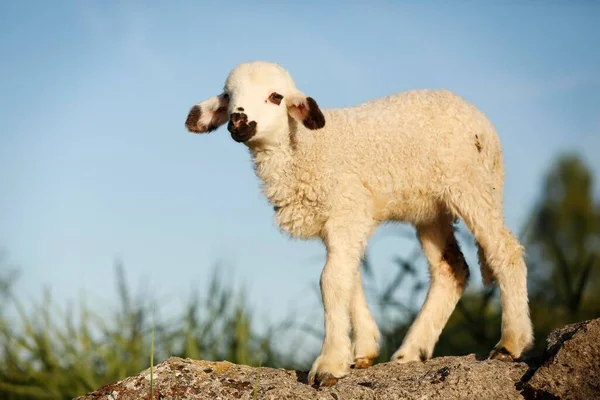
[250, 142, 297, 207]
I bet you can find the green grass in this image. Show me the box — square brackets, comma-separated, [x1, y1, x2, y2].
[0, 265, 297, 400]
[253, 360, 261, 400]
[150, 314, 155, 400]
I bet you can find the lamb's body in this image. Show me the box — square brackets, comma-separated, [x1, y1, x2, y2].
[185, 61, 533, 388]
[258, 89, 503, 238]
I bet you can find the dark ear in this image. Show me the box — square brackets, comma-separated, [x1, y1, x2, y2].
[286, 92, 325, 130]
[185, 93, 229, 134]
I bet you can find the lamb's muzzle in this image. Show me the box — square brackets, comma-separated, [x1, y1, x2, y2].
[227, 112, 257, 142]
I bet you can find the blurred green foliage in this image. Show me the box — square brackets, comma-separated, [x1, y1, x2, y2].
[0, 263, 297, 399]
[1, 153, 599, 399]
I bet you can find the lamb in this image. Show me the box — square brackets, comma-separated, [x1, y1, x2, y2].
[184, 61, 534, 387]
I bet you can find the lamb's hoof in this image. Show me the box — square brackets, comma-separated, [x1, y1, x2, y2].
[390, 348, 424, 363]
[489, 347, 515, 362]
[309, 372, 338, 387]
[307, 353, 350, 387]
[353, 357, 375, 369]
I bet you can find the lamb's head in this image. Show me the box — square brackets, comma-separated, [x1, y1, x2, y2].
[185, 61, 325, 145]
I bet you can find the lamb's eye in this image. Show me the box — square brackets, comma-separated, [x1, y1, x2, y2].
[222, 93, 230, 100]
[268, 92, 283, 105]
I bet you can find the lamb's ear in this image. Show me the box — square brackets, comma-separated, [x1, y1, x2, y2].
[185, 93, 229, 134]
[286, 92, 325, 130]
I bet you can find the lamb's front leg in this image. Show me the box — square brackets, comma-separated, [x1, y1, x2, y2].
[351, 268, 381, 369]
[308, 216, 374, 387]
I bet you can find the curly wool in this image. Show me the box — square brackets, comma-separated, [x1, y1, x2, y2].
[184, 61, 533, 386]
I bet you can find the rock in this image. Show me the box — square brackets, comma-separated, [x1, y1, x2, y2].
[75, 318, 600, 400]
[521, 318, 600, 400]
[74, 355, 529, 400]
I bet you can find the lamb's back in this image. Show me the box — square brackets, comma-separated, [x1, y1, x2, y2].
[294, 89, 502, 218]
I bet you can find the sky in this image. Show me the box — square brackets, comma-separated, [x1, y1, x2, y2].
[1, 1, 599, 346]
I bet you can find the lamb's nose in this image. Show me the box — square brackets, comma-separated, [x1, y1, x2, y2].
[230, 112, 247, 129]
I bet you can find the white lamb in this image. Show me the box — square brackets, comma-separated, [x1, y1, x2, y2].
[184, 61, 534, 387]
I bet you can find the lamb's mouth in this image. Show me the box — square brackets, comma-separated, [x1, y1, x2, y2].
[228, 121, 257, 143]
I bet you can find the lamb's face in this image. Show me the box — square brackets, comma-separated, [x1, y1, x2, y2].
[185, 61, 325, 145]
[223, 62, 296, 143]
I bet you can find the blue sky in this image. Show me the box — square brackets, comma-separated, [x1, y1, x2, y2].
[1, 1, 599, 345]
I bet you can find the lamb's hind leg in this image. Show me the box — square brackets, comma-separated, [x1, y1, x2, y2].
[446, 185, 533, 360]
[351, 268, 381, 369]
[391, 215, 469, 362]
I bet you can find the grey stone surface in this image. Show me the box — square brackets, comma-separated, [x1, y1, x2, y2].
[522, 318, 600, 400]
[75, 318, 600, 400]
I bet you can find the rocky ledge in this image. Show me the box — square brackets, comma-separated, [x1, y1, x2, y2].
[76, 318, 600, 400]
